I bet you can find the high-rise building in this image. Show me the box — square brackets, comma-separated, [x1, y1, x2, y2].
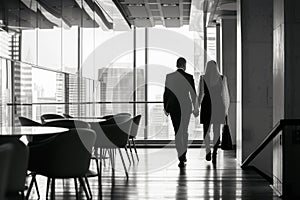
[98, 64, 139, 115]
[55, 73, 65, 114]
[68, 74, 87, 116]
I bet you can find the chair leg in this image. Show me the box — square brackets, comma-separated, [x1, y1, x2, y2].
[95, 156, 101, 187]
[118, 148, 129, 179]
[124, 146, 131, 165]
[132, 138, 139, 161]
[46, 178, 51, 200]
[108, 149, 114, 172]
[25, 173, 36, 200]
[128, 139, 134, 160]
[74, 178, 79, 200]
[33, 176, 40, 199]
[85, 176, 93, 199]
[79, 177, 90, 200]
[51, 178, 55, 200]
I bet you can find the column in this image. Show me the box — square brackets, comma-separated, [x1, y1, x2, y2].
[236, 0, 274, 176]
[273, 0, 300, 197]
[221, 18, 237, 145]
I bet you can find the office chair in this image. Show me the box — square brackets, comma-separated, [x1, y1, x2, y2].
[28, 129, 96, 200]
[40, 114, 64, 124]
[0, 137, 29, 200]
[128, 115, 142, 161]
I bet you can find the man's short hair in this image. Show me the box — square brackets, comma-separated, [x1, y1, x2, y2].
[176, 57, 186, 68]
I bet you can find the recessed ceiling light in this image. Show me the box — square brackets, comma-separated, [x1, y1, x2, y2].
[161, 4, 178, 7]
[128, 4, 144, 7]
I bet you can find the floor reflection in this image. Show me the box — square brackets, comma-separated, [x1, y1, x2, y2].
[28, 148, 279, 200]
[176, 167, 187, 200]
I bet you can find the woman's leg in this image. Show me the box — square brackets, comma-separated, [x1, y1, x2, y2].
[212, 123, 221, 151]
[203, 123, 211, 155]
[212, 123, 221, 164]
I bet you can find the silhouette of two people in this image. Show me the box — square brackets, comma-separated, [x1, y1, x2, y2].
[164, 58, 230, 167]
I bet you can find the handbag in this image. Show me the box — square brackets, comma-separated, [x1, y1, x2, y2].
[221, 116, 233, 150]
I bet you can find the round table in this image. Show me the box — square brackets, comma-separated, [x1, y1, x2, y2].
[43, 118, 106, 123]
[0, 126, 68, 136]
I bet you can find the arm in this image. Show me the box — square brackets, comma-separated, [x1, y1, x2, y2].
[163, 75, 170, 115]
[197, 76, 205, 108]
[222, 76, 230, 115]
[190, 76, 197, 109]
[190, 75, 199, 117]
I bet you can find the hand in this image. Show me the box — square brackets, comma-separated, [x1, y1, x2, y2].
[193, 108, 199, 117]
[164, 109, 169, 116]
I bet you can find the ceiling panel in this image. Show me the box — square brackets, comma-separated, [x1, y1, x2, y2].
[123, 0, 145, 4]
[165, 18, 180, 27]
[117, 0, 191, 28]
[161, 0, 179, 4]
[134, 19, 152, 27]
[161, 6, 180, 18]
[128, 6, 149, 17]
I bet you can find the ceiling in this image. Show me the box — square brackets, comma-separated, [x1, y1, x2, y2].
[0, 0, 114, 31]
[0, 0, 236, 31]
[114, 0, 192, 28]
[206, 0, 236, 26]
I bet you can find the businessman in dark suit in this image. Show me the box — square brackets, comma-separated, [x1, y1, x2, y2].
[163, 57, 198, 168]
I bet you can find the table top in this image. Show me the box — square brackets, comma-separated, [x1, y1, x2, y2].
[0, 126, 69, 136]
[43, 118, 106, 123]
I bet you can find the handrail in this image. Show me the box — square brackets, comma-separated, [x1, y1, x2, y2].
[241, 119, 300, 168]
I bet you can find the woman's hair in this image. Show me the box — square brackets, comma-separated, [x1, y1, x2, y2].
[204, 60, 221, 85]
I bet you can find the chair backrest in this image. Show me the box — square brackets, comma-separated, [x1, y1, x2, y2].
[130, 115, 142, 138]
[102, 114, 131, 125]
[43, 119, 91, 129]
[18, 116, 41, 126]
[90, 118, 132, 148]
[63, 113, 73, 118]
[28, 128, 96, 178]
[0, 144, 13, 200]
[0, 137, 29, 196]
[100, 113, 131, 120]
[100, 114, 114, 120]
[116, 112, 131, 117]
[40, 114, 64, 124]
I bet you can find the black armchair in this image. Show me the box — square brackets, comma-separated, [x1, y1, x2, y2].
[128, 115, 142, 161]
[40, 114, 64, 124]
[99, 112, 131, 120]
[18, 116, 50, 146]
[0, 144, 13, 200]
[28, 128, 96, 200]
[90, 119, 132, 179]
[63, 113, 73, 118]
[0, 137, 29, 200]
[18, 116, 41, 126]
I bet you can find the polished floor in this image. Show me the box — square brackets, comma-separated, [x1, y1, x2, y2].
[27, 148, 279, 200]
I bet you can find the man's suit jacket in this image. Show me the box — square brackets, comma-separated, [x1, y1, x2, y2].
[163, 69, 197, 115]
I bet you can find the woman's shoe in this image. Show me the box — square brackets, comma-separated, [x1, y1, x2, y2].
[205, 152, 211, 161]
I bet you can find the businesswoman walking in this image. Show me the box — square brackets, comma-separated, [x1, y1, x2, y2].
[196, 60, 230, 165]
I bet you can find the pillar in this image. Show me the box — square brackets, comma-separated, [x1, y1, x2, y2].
[221, 18, 237, 145]
[273, 0, 300, 197]
[237, 0, 273, 176]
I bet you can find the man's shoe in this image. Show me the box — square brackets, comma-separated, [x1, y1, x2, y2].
[205, 152, 211, 161]
[178, 161, 186, 168]
[212, 151, 217, 165]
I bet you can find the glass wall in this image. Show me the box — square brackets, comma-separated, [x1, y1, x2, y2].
[0, 0, 212, 141]
[146, 26, 203, 140]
